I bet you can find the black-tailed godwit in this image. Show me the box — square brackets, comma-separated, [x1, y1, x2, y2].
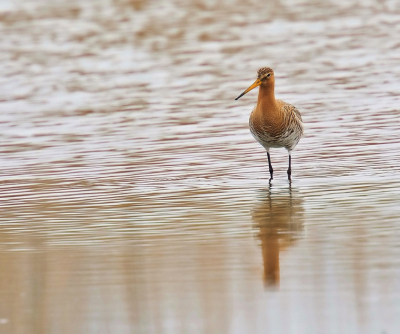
[235, 67, 303, 181]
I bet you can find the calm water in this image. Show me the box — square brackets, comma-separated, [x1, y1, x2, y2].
[1, 0, 400, 333]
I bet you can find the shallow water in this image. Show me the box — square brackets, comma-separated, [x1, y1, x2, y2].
[1, 0, 400, 333]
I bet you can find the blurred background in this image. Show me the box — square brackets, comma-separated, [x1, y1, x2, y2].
[1, 0, 400, 333]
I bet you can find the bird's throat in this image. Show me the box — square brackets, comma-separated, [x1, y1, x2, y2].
[256, 85, 278, 117]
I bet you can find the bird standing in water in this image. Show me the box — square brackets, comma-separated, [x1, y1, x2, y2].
[235, 67, 303, 181]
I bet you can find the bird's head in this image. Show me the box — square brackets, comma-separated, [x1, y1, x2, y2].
[235, 67, 274, 100]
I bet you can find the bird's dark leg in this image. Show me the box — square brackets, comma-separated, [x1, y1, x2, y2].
[267, 152, 273, 180]
[287, 154, 292, 181]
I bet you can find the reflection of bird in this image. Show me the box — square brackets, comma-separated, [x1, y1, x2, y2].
[235, 67, 304, 181]
[252, 187, 304, 286]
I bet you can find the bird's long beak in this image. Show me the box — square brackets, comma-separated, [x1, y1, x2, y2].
[235, 78, 261, 100]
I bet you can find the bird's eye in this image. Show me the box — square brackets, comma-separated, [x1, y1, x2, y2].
[267, 73, 271, 78]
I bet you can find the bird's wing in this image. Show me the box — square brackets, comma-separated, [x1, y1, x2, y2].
[291, 105, 302, 122]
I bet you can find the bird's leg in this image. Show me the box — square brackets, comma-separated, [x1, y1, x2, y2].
[267, 152, 273, 180]
[287, 154, 292, 181]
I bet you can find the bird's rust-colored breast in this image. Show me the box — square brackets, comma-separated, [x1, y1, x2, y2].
[249, 99, 303, 151]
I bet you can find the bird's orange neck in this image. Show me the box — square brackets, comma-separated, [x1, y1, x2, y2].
[256, 85, 278, 117]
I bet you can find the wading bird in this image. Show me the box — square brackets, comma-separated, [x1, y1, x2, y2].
[235, 67, 303, 181]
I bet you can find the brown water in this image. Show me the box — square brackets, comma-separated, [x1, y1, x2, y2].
[1, 0, 400, 333]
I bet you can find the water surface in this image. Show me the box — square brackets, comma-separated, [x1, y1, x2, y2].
[1, 0, 400, 333]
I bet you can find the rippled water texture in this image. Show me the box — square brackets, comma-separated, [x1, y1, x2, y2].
[1, 0, 400, 333]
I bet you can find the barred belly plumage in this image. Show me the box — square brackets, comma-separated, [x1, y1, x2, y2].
[249, 101, 303, 152]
